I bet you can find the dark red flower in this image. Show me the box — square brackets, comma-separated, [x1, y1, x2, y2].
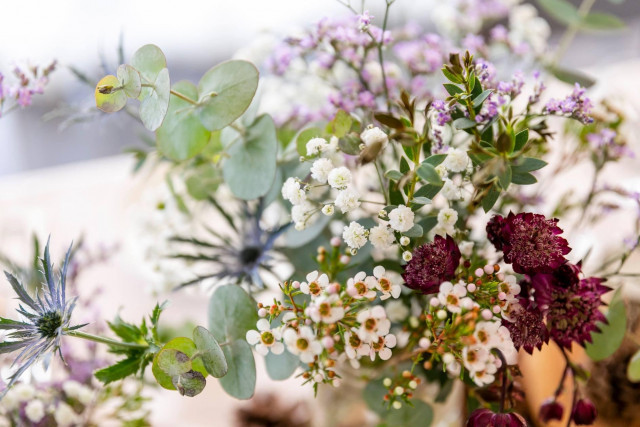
[502, 298, 549, 354]
[546, 276, 609, 349]
[402, 235, 460, 294]
[539, 398, 564, 422]
[572, 398, 597, 425]
[529, 262, 583, 308]
[486, 212, 571, 274]
[466, 409, 527, 427]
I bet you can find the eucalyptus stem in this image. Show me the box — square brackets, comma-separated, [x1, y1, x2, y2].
[370, 0, 394, 111]
[374, 160, 390, 204]
[553, 0, 596, 65]
[170, 89, 199, 105]
[65, 329, 148, 350]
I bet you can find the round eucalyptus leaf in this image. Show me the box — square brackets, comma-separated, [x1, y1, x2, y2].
[585, 287, 626, 361]
[208, 284, 259, 343]
[265, 349, 299, 381]
[223, 114, 277, 200]
[131, 44, 167, 100]
[95, 75, 127, 113]
[219, 339, 256, 400]
[186, 163, 221, 200]
[172, 370, 206, 397]
[117, 64, 141, 98]
[156, 81, 211, 161]
[157, 349, 192, 377]
[152, 337, 208, 391]
[385, 400, 434, 426]
[628, 349, 640, 382]
[196, 60, 259, 131]
[193, 326, 228, 378]
[140, 67, 170, 131]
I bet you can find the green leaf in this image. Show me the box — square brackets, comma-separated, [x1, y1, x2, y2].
[95, 75, 127, 113]
[412, 196, 431, 205]
[196, 60, 259, 131]
[107, 315, 143, 344]
[95, 356, 142, 384]
[223, 114, 278, 200]
[414, 183, 443, 199]
[363, 379, 388, 416]
[328, 110, 352, 137]
[482, 185, 500, 212]
[498, 165, 512, 190]
[385, 401, 434, 427]
[453, 117, 477, 130]
[511, 172, 537, 185]
[193, 326, 228, 378]
[265, 349, 299, 380]
[403, 224, 423, 238]
[443, 83, 463, 96]
[581, 12, 625, 31]
[585, 287, 626, 361]
[384, 170, 403, 181]
[537, 0, 580, 26]
[374, 112, 404, 129]
[186, 163, 221, 200]
[627, 349, 640, 382]
[156, 81, 212, 161]
[423, 154, 447, 167]
[208, 284, 259, 343]
[547, 66, 596, 88]
[172, 370, 206, 397]
[140, 67, 170, 131]
[131, 45, 167, 100]
[512, 157, 547, 172]
[514, 129, 529, 152]
[416, 163, 443, 185]
[117, 64, 141, 98]
[442, 68, 462, 84]
[219, 339, 256, 400]
[472, 89, 493, 108]
[152, 337, 208, 390]
[157, 349, 192, 377]
[295, 127, 322, 157]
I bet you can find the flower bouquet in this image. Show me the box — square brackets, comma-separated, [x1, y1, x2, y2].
[1, 0, 639, 426]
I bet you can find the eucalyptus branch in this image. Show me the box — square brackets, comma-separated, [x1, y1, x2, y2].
[552, 0, 597, 65]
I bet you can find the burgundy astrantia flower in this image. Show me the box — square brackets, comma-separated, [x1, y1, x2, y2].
[572, 398, 597, 425]
[402, 235, 460, 294]
[546, 276, 609, 349]
[539, 398, 564, 422]
[486, 212, 571, 274]
[502, 298, 549, 354]
[529, 262, 583, 308]
[466, 409, 527, 427]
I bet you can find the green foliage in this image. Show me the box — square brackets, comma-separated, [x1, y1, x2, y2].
[627, 349, 640, 382]
[156, 81, 211, 161]
[172, 370, 206, 397]
[185, 163, 221, 200]
[139, 67, 170, 132]
[585, 287, 627, 361]
[581, 12, 625, 31]
[157, 349, 192, 376]
[296, 127, 323, 156]
[265, 349, 299, 380]
[192, 326, 228, 378]
[222, 114, 278, 200]
[152, 337, 208, 391]
[95, 75, 127, 113]
[219, 340, 256, 400]
[384, 401, 434, 427]
[327, 109, 352, 137]
[547, 66, 596, 88]
[416, 162, 442, 185]
[196, 60, 259, 131]
[117, 64, 142, 98]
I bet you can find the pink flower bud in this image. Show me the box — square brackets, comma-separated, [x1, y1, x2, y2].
[292, 281, 301, 289]
[258, 308, 267, 317]
[482, 309, 493, 320]
[340, 255, 351, 264]
[539, 398, 564, 422]
[330, 237, 342, 247]
[475, 268, 484, 277]
[467, 283, 477, 292]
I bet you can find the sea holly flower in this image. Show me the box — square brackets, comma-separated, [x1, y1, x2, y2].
[0, 239, 83, 397]
[282, 326, 323, 363]
[402, 235, 461, 294]
[370, 266, 401, 300]
[300, 270, 330, 297]
[346, 271, 377, 300]
[246, 319, 284, 356]
[486, 212, 570, 274]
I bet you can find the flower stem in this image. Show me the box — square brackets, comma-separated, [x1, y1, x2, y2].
[495, 349, 508, 413]
[65, 329, 148, 350]
[553, 0, 596, 65]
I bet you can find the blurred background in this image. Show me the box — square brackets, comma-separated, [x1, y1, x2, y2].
[1, 1, 639, 426]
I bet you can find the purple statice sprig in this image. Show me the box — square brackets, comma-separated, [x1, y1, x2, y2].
[0, 61, 56, 117]
[544, 83, 594, 124]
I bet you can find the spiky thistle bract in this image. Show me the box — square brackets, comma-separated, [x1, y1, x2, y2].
[0, 238, 84, 397]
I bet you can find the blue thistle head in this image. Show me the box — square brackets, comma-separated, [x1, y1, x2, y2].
[0, 237, 82, 398]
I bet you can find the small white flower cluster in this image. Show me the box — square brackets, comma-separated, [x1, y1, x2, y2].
[343, 204, 415, 251]
[246, 267, 401, 382]
[0, 382, 83, 426]
[435, 147, 472, 203]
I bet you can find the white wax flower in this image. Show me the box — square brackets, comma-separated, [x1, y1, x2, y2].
[334, 187, 361, 213]
[369, 224, 395, 249]
[386, 300, 409, 322]
[310, 158, 334, 183]
[388, 205, 414, 232]
[328, 167, 352, 189]
[342, 221, 368, 249]
[443, 147, 470, 172]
